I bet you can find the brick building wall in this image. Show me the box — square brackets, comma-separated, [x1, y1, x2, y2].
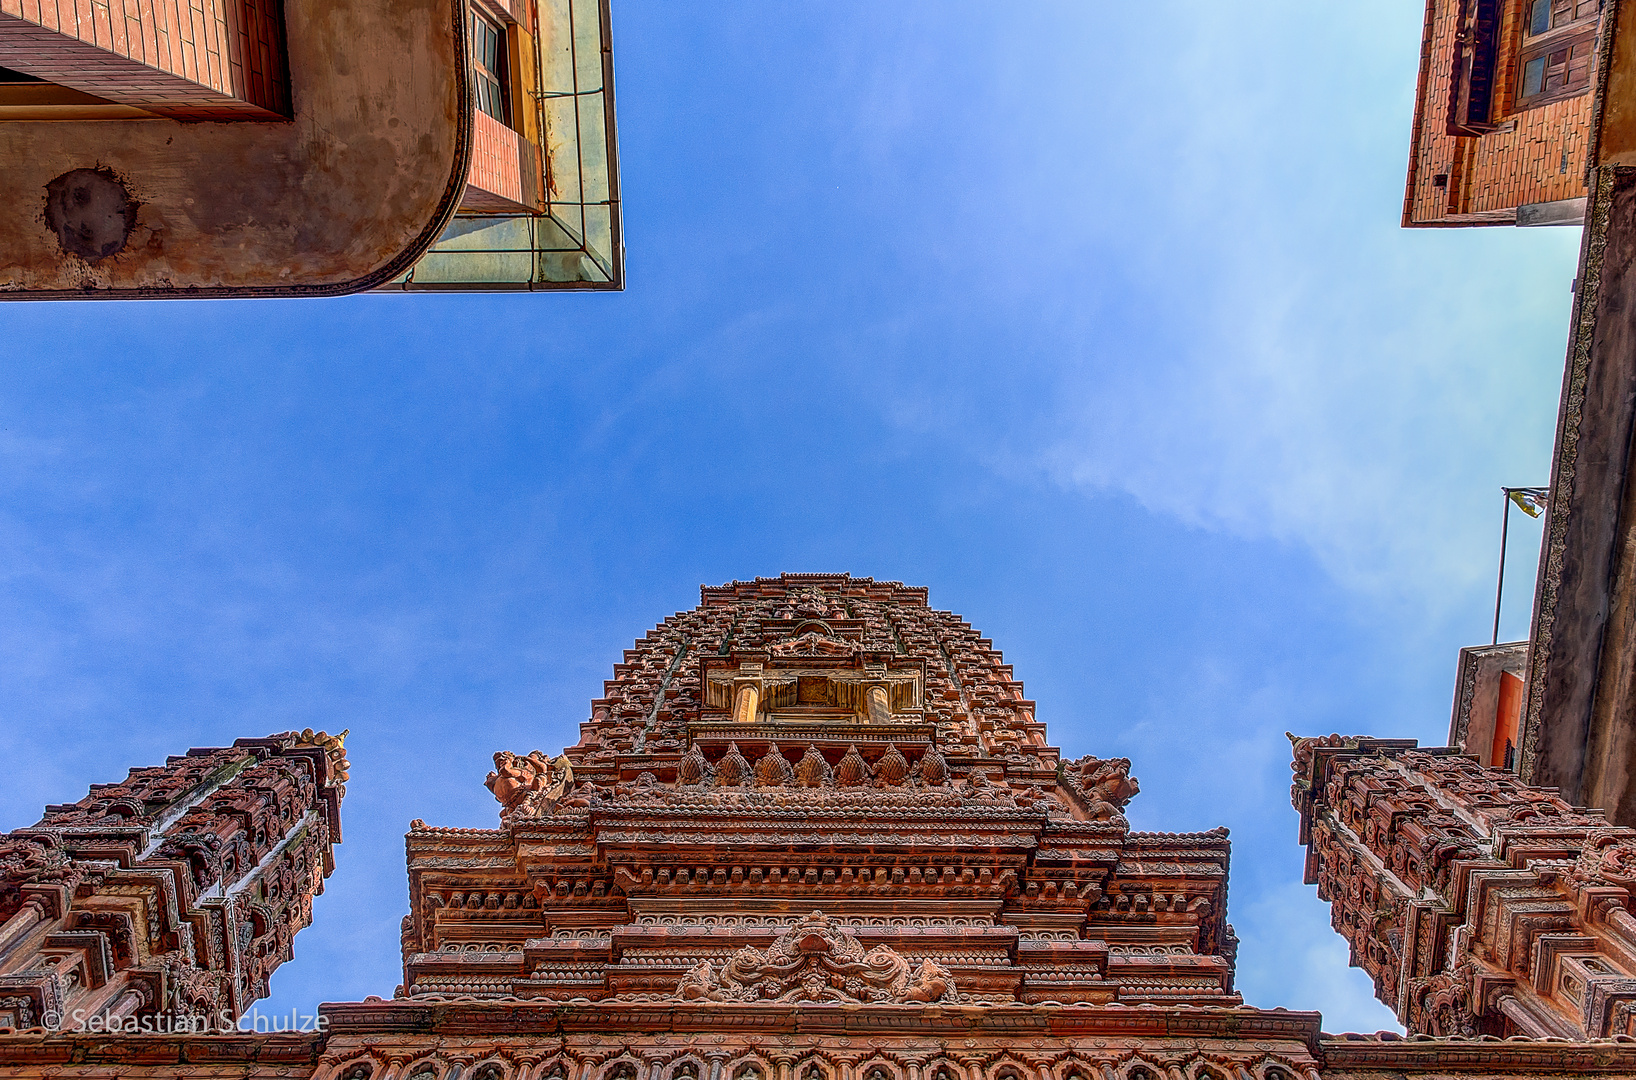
[1405, 0, 1595, 226]
[462, 108, 536, 213]
[0, 0, 289, 119]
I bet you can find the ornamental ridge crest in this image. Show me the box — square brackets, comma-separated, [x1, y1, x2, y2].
[674, 910, 963, 1005]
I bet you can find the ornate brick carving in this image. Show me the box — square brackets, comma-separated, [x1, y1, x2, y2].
[1291, 732, 1636, 1038]
[672, 911, 962, 1004]
[6, 576, 1636, 1080]
[409, 576, 1237, 1010]
[0, 730, 345, 1029]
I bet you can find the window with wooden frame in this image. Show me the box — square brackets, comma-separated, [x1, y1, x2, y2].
[471, 10, 511, 127]
[1449, 0, 1503, 135]
[1514, 0, 1601, 110]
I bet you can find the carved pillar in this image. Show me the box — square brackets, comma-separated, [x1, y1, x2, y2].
[1494, 987, 1579, 1038]
[0, 900, 50, 961]
[102, 986, 146, 1022]
[733, 686, 759, 724]
[381, 1053, 420, 1080]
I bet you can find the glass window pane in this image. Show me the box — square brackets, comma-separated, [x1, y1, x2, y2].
[1530, 0, 1551, 34]
[390, 0, 623, 292]
[1522, 55, 1547, 96]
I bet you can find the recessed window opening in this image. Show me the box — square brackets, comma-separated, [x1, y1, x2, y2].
[472, 11, 511, 126]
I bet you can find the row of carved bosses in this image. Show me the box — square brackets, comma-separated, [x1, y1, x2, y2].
[315, 1051, 1310, 1080]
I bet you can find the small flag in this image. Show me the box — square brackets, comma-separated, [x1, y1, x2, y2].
[1509, 488, 1548, 518]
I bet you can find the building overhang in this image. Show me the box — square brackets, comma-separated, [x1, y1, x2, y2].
[0, 0, 471, 298]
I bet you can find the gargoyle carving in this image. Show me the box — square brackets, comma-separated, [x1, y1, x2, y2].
[161, 954, 227, 1022]
[485, 751, 574, 821]
[674, 910, 962, 1005]
[1062, 756, 1140, 826]
[1412, 962, 1477, 1037]
[0, 837, 89, 920]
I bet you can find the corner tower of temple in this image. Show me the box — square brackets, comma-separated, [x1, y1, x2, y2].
[1290, 732, 1636, 1039]
[403, 573, 1238, 1007]
[0, 731, 347, 1031]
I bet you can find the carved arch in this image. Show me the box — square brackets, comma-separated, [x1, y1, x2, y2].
[664, 1057, 707, 1080]
[402, 1059, 446, 1080]
[534, 1058, 574, 1080]
[924, 1060, 963, 1080]
[856, 1060, 904, 1080]
[983, 1052, 1037, 1080]
[602, 1058, 642, 1080]
[728, 1055, 775, 1080]
[1257, 1066, 1297, 1080]
[1118, 1058, 1163, 1080]
[332, 1059, 381, 1080]
[1053, 1059, 1097, 1080]
[471, 1062, 511, 1080]
[795, 1058, 834, 1080]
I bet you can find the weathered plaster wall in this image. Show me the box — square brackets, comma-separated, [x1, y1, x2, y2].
[0, 0, 470, 298]
[1522, 166, 1636, 817]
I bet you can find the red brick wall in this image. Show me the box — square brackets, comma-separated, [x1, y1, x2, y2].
[0, 0, 288, 118]
[462, 107, 535, 212]
[1406, 0, 1593, 225]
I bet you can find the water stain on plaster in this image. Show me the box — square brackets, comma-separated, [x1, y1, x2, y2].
[43, 168, 138, 262]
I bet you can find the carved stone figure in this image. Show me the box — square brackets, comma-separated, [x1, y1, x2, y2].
[1066, 756, 1140, 824]
[485, 750, 573, 820]
[1414, 964, 1477, 1037]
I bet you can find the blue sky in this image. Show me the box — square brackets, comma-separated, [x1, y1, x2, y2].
[0, 0, 1581, 1034]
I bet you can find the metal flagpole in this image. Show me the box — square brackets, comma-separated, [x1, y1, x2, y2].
[1493, 487, 1512, 647]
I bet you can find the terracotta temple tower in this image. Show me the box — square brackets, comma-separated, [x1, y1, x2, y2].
[0, 730, 347, 1032]
[6, 575, 1636, 1080]
[402, 574, 1237, 1009]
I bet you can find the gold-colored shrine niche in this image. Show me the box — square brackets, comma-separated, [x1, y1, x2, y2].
[413, 574, 1237, 1009]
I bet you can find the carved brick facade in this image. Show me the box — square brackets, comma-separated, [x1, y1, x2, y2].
[405, 576, 1234, 1009]
[4, 576, 1636, 1080]
[1292, 732, 1636, 1039]
[0, 729, 346, 1032]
